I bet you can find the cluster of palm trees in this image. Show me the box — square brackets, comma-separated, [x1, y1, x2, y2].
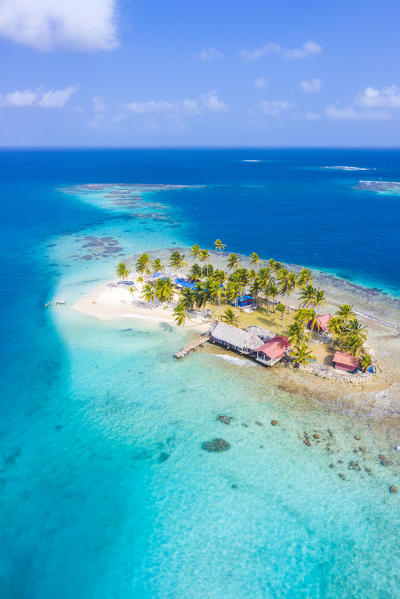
[327, 304, 371, 370]
[116, 241, 371, 370]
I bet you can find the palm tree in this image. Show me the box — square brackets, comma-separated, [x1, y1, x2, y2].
[173, 303, 188, 326]
[337, 304, 355, 322]
[141, 284, 155, 303]
[267, 281, 279, 311]
[299, 284, 316, 308]
[297, 268, 312, 289]
[327, 316, 344, 349]
[214, 239, 226, 253]
[180, 288, 195, 311]
[343, 334, 364, 357]
[279, 270, 297, 313]
[117, 262, 130, 280]
[227, 253, 240, 271]
[190, 244, 201, 260]
[360, 352, 373, 372]
[136, 253, 151, 275]
[287, 321, 305, 347]
[313, 289, 327, 315]
[222, 308, 240, 327]
[152, 258, 164, 274]
[189, 263, 202, 281]
[154, 277, 173, 303]
[249, 252, 261, 271]
[129, 285, 135, 295]
[226, 280, 243, 314]
[296, 307, 317, 344]
[208, 278, 225, 319]
[276, 303, 286, 330]
[199, 249, 210, 277]
[193, 281, 209, 309]
[213, 269, 226, 285]
[169, 250, 187, 271]
[346, 318, 366, 338]
[292, 342, 315, 367]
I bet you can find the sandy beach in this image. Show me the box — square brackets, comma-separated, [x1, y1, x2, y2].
[73, 247, 400, 433]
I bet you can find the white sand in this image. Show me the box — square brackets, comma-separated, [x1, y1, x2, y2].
[74, 278, 209, 331]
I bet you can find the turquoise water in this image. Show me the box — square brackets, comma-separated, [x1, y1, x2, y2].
[1, 150, 400, 598]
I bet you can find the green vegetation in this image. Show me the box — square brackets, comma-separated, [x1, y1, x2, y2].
[117, 244, 373, 372]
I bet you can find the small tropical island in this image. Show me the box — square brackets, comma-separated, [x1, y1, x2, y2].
[76, 240, 377, 382]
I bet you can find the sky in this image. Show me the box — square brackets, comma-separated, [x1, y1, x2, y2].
[1, 0, 400, 147]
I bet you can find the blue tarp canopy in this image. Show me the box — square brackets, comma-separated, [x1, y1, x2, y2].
[237, 295, 255, 306]
[175, 278, 197, 289]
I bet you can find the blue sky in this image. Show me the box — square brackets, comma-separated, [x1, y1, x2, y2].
[1, 0, 400, 146]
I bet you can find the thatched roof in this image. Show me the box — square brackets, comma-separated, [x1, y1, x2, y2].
[211, 322, 263, 351]
[246, 326, 275, 342]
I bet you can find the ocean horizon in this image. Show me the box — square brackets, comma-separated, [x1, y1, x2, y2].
[1, 148, 400, 598]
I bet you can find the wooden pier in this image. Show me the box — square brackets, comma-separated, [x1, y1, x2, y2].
[174, 333, 211, 359]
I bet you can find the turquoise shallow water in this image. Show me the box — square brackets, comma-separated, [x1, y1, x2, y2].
[1, 150, 400, 598]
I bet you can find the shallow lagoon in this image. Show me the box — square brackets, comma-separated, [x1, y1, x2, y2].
[1, 150, 400, 598]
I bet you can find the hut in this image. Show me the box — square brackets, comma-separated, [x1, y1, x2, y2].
[210, 322, 263, 354]
[255, 336, 290, 366]
[333, 352, 359, 373]
[246, 326, 275, 342]
[309, 313, 332, 332]
[232, 295, 255, 307]
[174, 278, 197, 290]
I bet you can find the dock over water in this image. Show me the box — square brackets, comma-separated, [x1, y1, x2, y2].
[174, 333, 211, 359]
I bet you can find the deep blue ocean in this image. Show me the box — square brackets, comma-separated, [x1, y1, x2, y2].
[1, 149, 400, 598]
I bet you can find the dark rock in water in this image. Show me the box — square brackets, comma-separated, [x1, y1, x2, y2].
[242, 423, 249, 428]
[329, 463, 335, 469]
[217, 415, 234, 425]
[348, 461, 361, 471]
[259, 445, 264, 449]
[379, 454, 392, 467]
[365, 467, 372, 475]
[201, 438, 231, 453]
[390, 485, 398, 493]
[255, 421, 263, 427]
[231, 484, 238, 489]
[55, 425, 62, 431]
[359, 446, 366, 453]
[157, 452, 170, 463]
[271, 420, 279, 426]
[338, 459, 343, 464]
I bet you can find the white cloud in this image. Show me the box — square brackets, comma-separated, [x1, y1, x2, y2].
[239, 40, 321, 61]
[125, 91, 228, 115]
[125, 100, 176, 114]
[92, 96, 107, 112]
[239, 43, 281, 61]
[356, 85, 400, 109]
[200, 90, 228, 112]
[282, 41, 322, 60]
[301, 78, 322, 93]
[198, 47, 223, 61]
[37, 85, 78, 107]
[325, 104, 392, 120]
[0, 85, 78, 108]
[304, 112, 321, 120]
[255, 78, 268, 88]
[258, 100, 292, 117]
[0, 0, 118, 52]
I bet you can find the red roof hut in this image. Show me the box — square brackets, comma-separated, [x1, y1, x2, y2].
[310, 313, 332, 332]
[255, 336, 289, 364]
[333, 352, 359, 373]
